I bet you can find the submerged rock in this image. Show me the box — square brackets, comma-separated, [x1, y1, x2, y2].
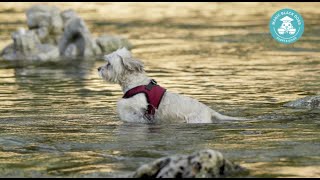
[132, 149, 248, 178]
[1, 5, 131, 62]
[283, 95, 320, 109]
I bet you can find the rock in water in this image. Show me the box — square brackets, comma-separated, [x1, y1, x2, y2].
[283, 95, 320, 109]
[60, 9, 79, 26]
[2, 28, 40, 60]
[26, 5, 64, 44]
[1, 44, 15, 61]
[12, 28, 40, 55]
[58, 17, 101, 57]
[35, 44, 60, 62]
[1, 28, 59, 61]
[96, 35, 132, 54]
[1, 5, 132, 61]
[132, 149, 248, 178]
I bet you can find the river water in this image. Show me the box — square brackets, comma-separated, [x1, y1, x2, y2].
[0, 2, 319, 178]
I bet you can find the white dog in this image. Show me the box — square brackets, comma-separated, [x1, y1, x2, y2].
[98, 48, 245, 123]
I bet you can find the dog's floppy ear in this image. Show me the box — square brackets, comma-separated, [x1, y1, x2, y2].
[115, 47, 132, 58]
[119, 56, 144, 72]
[115, 47, 144, 72]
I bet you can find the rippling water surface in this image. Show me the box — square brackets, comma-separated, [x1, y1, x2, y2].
[0, 2, 319, 177]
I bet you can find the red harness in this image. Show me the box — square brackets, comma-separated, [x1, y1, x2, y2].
[122, 79, 166, 121]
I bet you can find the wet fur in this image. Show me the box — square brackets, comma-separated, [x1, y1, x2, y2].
[98, 48, 245, 123]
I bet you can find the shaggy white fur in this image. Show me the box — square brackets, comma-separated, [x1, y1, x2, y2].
[98, 48, 245, 123]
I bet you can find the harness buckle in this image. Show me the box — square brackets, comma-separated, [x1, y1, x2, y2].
[144, 112, 153, 121]
[144, 104, 155, 121]
[146, 79, 158, 90]
[150, 79, 157, 85]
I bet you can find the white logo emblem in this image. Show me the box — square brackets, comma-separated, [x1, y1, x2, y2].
[277, 16, 296, 35]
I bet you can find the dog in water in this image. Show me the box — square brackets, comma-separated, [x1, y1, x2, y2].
[98, 48, 245, 123]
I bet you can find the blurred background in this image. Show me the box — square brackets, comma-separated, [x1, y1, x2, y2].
[0, 2, 319, 178]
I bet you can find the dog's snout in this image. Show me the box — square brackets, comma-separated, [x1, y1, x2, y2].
[97, 67, 102, 71]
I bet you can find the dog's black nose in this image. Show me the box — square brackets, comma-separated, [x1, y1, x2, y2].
[97, 67, 101, 71]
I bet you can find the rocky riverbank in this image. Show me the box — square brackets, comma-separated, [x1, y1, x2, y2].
[1, 5, 131, 61]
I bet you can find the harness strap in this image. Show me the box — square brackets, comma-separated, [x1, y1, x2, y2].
[123, 79, 166, 121]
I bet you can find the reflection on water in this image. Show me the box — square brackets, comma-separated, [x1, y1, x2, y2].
[0, 2, 319, 178]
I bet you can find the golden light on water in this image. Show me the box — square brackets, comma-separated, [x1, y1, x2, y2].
[0, 2, 319, 178]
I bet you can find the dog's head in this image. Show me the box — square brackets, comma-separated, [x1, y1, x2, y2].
[98, 47, 144, 83]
